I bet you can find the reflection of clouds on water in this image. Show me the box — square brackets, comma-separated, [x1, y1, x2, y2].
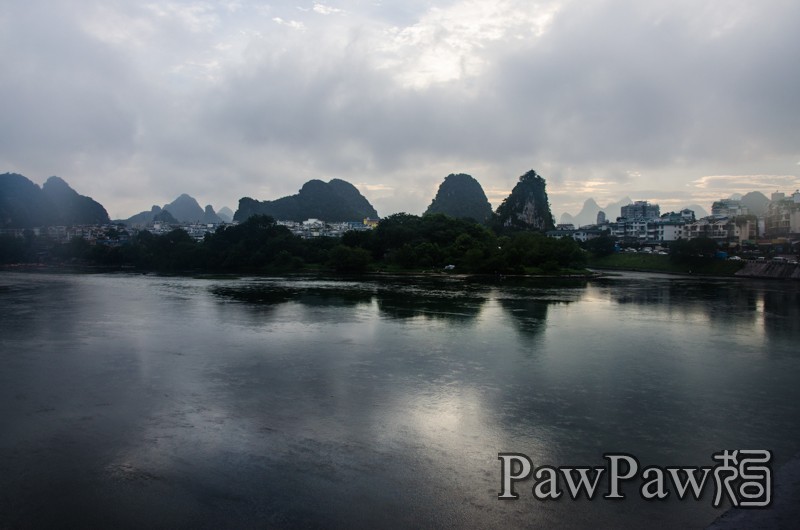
[3, 272, 800, 528]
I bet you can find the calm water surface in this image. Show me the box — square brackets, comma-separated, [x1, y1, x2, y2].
[1, 271, 799, 528]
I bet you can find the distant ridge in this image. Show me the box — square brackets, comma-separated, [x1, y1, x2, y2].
[234, 179, 378, 222]
[163, 194, 206, 223]
[120, 205, 163, 226]
[217, 207, 234, 223]
[424, 173, 493, 224]
[120, 194, 224, 226]
[560, 197, 632, 226]
[0, 173, 109, 228]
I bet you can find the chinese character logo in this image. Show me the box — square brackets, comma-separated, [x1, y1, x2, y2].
[712, 450, 772, 508]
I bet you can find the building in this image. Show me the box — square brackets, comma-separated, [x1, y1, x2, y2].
[546, 228, 603, 242]
[683, 216, 754, 246]
[647, 219, 685, 242]
[594, 209, 696, 244]
[596, 211, 606, 225]
[620, 201, 660, 220]
[765, 193, 800, 237]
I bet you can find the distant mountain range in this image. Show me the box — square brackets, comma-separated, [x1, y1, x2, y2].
[560, 197, 632, 227]
[119, 194, 229, 226]
[424, 173, 493, 224]
[1, 170, 779, 232]
[560, 197, 711, 226]
[234, 179, 379, 223]
[0, 173, 110, 228]
[217, 207, 234, 223]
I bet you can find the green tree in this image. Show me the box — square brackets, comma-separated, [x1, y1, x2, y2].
[328, 245, 371, 272]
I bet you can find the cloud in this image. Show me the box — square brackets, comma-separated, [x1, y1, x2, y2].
[691, 175, 800, 191]
[272, 17, 306, 30]
[375, 0, 560, 89]
[1, 0, 799, 218]
[313, 3, 342, 16]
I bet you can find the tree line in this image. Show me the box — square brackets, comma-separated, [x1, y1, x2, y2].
[0, 213, 588, 274]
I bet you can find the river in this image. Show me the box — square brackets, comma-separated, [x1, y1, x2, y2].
[1, 271, 799, 528]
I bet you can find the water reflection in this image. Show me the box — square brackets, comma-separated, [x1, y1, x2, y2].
[495, 283, 584, 338]
[762, 287, 800, 343]
[2, 271, 800, 529]
[211, 278, 492, 324]
[374, 287, 486, 322]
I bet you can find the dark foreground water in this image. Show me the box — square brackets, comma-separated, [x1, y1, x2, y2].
[1, 271, 799, 529]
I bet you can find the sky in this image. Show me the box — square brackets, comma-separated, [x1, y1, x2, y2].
[1, 0, 799, 220]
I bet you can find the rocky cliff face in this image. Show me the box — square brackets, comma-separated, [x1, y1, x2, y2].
[495, 170, 555, 231]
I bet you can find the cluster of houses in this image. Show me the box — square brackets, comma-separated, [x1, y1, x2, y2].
[275, 219, 377, 239]
[0, 224, 131, 246]
[0, 217, 381, 246]
[128, 217, 379, 241]
[547, 191, 800, 253]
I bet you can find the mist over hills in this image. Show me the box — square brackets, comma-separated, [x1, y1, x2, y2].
[120, 194, 225, 226]
[216, 207, 234, 223]
[560, 197, 632, 227]
[0, 173, 109, 228]
[560, 197, 713, 225]
[234, 179, 379, 223]
[684, 204, 709, 218]
[740, 191, 770, 217]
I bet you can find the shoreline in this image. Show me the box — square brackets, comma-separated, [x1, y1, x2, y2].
[4, 262, 799, 283]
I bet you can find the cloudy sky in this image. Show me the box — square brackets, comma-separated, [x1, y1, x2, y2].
[1, 0, 799, 220]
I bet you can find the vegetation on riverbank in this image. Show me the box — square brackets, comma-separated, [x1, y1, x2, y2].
[588, 252, 746, 276]
[1, 213, 589, 276]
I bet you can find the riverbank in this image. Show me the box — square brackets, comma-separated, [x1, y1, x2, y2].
[735, 261, 800, 280]
[1, 262, 601, 282]
[588, 253, 745, 277]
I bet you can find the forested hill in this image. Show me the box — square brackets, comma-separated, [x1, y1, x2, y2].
[424, 173, 493, 224]
[0, 173, 110, 228]
[235, 179, 378, 223]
